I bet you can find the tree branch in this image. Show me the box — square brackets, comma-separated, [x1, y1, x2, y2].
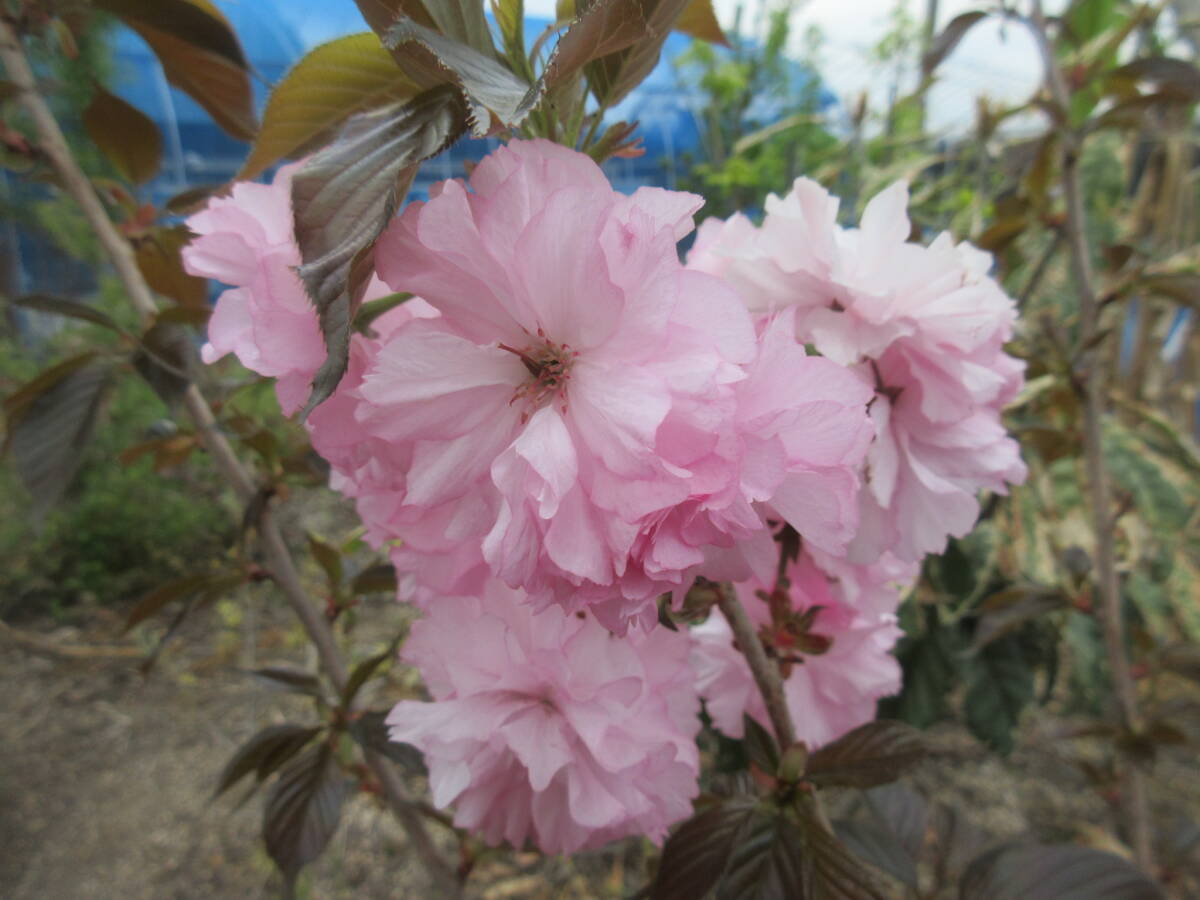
[715, 583, 797, 748]
[1027, 0, 1154, 874]
[0, 17, 459, 895]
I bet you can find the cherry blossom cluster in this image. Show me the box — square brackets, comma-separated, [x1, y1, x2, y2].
[184, 139, 1024, 855]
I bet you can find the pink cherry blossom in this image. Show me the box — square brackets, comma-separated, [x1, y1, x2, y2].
[690, 551, 906, 749]
[689, 177, 1026, 562]
[387, 578, 700, 854]
[360, 139, 760, 628]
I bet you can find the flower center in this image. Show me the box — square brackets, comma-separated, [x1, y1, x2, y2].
[499, 330, 578, 422]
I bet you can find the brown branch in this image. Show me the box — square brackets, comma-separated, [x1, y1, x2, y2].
[714, 583, 797, 748]
[0, 17, 459, 895]
[1028, 0, 1155, 874]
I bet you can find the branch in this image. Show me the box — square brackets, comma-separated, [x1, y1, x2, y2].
[714, 583, 797, 748]
[1027, 1, 1154, 874]
[0, 17, 460, 895]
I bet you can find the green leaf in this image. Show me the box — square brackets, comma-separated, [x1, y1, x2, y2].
[238, 33, 422, 180]
[82, 86, 162, 184]
[291, 85, 466, 414]
[922, 11, 988, 76]
[963, 634, 1034, 755]
[262, 745, 348, 889]
[652, 798, 758, 900]
[879, 611, 961, 729]
[7, 294, 123, 332]
[132, 321, 195, 406]
[384, 18, 540, 136]
[3, 355, 113, 521]
[98, 0, 256, 139]
[215, 724, 323, 797]
[959, 842, 1164, 899]
[805, 721, 928, 789]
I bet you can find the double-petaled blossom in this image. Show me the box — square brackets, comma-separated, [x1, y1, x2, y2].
[688, 178, 1027, 563]
[387, 578, 700, 854]
[359, 139, 765, 629]
[690, 551, 908, 749]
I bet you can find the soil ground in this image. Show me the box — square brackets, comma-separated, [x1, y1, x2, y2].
[3, 600, 1198, 899]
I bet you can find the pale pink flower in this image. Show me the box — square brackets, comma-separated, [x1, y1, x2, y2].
[387, 578, 700, 854]
[690, 552, 904, 749]
[689, 178, 1026, 562]
[360, 139, 758, 628]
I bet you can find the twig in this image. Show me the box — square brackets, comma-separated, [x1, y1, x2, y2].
[714, 583, 797, 748]
[0, 17, 459, 895]
[1027, 1, 1155, 874]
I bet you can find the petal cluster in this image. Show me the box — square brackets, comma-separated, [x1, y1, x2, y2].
[690, 550, 912, 749]
[689, 178, 1027, 562]
[387, 578, 700, 854]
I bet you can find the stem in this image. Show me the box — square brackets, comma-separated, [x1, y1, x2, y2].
[0, 18, 460, 895]
[1028, 1, 1154, 874]
[715, 583, 797, 748]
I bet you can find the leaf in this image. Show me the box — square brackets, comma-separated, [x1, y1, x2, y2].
[717, 805, 808, 900]
[1111, 57, 1200, 102]
[3, 355, 113, 521]
[585, 0, 694, 106]
[922, 11, 988, 76]
[307, 534, 343, 594]
[8, 294, 123, 332]
[247, 666, 325, 699]
[799, 802, 893, 900]
[879, 613, 961, 729]
[291, 85, 466, 414]
[238, 33, 423, 180]
[834, 818, 918, 890]
[864, 783, 930, 862]
[742, 714, 781, 776]
[93, 0, 247, 66]
[262, 745, 348, 888]
[970, 588, 1070, 652]
[82, 86, 162, 184]
[384, 18, 540, 136]
[964, 634, 1034, 755]
[1140, 273, 1200, 311]
[132, 321, 194, 406]
[675, 0, 727, 45]
[652, 798, 758, 900]
[805, 721, 928, 789]
[100, 1, 256, 139]
[543, 0, 651, 92]
[134, 226, 208, 307]
[492, 0, 532, 78]
[215, 724, 323, 796]
[341, 639, 401, 706]
[958, 842, 1164, 899]
[124, 571, 245, 631]
[350, 562, 399, 595]
[347, 710, 427, 773]
[355, 0, 438, 37]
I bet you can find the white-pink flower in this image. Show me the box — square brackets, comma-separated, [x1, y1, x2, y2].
[690, 551, 905, 749]
[689, 178, 1026, 562]
[360, 139, 760, 628]
[387, 578, 700, 854]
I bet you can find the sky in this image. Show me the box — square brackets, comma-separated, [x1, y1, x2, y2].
[522, 0, 1050, 135]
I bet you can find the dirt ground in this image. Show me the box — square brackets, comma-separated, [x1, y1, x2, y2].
[3, 600, 1197, 899]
